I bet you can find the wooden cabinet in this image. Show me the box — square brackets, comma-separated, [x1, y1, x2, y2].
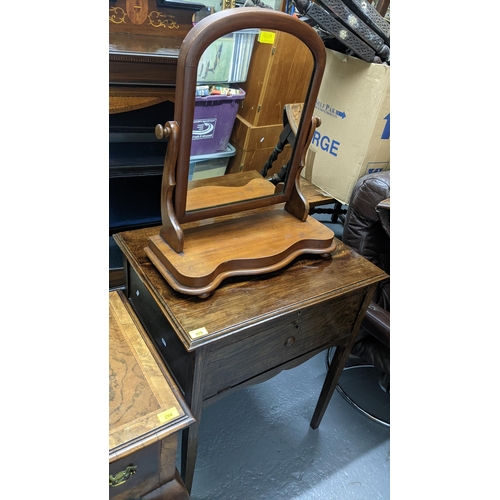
[227, 30, 313, 176]
[109, 0, 202, 91]
[237, 31, 313, 127]
[109, 290, 194, 499]
[109, 0, 199, 284]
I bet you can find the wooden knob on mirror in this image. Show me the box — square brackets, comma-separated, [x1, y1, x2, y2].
[155, 123, 170, 140]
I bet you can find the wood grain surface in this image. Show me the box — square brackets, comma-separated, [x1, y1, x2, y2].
[109, 290, 188, 457]
[147, 203, 336, 295]
[185, 171, 275, 212]
[114, 225, 386, 349]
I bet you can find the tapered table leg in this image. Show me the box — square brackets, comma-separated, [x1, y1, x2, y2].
[310, 346, 351, 429]
[181, 420, 200, 493]
[180, 349, 206, 493]
[310, 285, 377, 429]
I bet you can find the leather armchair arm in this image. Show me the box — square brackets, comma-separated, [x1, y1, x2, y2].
[362, 301, 390, 348]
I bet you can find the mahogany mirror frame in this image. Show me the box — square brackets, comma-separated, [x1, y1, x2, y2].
[167, 7, 327, 225]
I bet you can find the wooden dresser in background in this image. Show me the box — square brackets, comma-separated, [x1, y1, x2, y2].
[109, 0, 204, 288]
[109, 0, 205, 113]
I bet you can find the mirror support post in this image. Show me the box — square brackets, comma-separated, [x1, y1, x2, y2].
[158, 121, 185, 253]
[284, 116, 321, 221]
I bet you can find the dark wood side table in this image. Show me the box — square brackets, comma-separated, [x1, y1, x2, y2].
[113, 221, 387, 492]
[109, 290, 195, 499]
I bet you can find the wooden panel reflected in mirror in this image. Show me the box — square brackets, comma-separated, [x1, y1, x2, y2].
[146, 8, 336, 298]
[225, 30, 314, 179]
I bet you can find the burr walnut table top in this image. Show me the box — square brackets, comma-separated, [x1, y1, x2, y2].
[109, 290, 194, 461]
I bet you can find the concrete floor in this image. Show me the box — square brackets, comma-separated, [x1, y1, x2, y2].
[183, 350, 390, 499]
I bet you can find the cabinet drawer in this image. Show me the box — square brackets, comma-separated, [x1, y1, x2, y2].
[109, 442, 161, 500]
[203, 288, 365, 398]
[128, 267, 194, 394]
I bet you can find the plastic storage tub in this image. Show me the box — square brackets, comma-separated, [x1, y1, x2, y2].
[189, 143, 236, 181]
[197, 29, 260, 84]
[191, 87, 245, 156]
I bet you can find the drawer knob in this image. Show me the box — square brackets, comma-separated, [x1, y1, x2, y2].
[284, 336, 295, 347]
[109, 464, 138, 488]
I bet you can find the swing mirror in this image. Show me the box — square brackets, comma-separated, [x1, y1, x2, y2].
[167, 8, 326, 224]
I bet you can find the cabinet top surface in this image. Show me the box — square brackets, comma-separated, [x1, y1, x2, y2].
[114, 220, 387, 347]
[109, 32, 183, 59]
[109, 290, 193, 460]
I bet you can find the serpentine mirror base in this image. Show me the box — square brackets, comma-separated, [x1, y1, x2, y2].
[145, 205, 336, 298]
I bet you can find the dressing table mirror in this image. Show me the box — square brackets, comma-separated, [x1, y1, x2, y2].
[145, 7, 336, 298]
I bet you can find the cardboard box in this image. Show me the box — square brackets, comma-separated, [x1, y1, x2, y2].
[302, 49, 390, 205]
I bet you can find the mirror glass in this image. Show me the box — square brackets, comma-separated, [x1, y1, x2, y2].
[184, 27, 314, 214]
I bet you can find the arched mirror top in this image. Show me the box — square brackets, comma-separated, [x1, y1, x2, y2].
[169, 7, 327, 224]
